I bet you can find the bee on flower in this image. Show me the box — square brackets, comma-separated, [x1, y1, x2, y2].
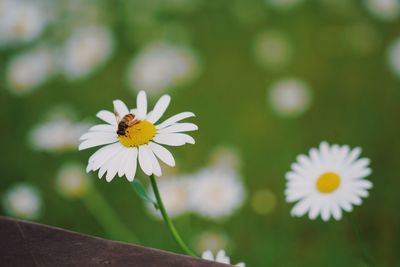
[79, 91, 198, 182]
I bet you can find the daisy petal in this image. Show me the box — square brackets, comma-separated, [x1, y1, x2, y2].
[331, 202, 342, 220]
[157, 123, 198, 134]
[138, 145, 153, 175]
[147, 146, 162, 176]
[202, 250, 214, 261]
[156, 112, 195, 129]
[96, 110, 117, 125]
[147, 95, 171, 123]
[321, 204, 331, 221]
[105, 151, 125, 182]
[149, 142, 175, 166]
[125, 148, 138, 181]
[88, 143, 123, 172]
[153, 133, 195, 146]
[89, 124, 116, 132]
[117, 149, 131, 177]
[113, 100, 130, 117]
[136, 91, 147, 120]
[80, 131, 116, 141]
[344, 147, 362, 166]
[79, 136, 118, 150]
[291, 197, 313, 217]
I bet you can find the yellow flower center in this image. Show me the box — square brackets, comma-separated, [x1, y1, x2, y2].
[118, 120, 156, 147]
[316, 172, 341, 193]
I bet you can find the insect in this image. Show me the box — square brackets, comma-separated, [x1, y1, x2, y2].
[115, 112, 140, 136]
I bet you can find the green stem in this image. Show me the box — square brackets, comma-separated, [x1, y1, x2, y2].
[82, 186, 138, 243]
[348, 213, 373, 266]
[149, 174, 197, 257]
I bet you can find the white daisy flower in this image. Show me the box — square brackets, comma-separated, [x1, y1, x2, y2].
[188, 166, 246, 219]
[202, 250, 245, 267]
[60, 25, 114, 80]
[285, 142, 373, 221]
[79, 91, 198, 182]
[126, 42, 200, 95]
[2, 183, 42, 220]
[56, 163, 91, 199]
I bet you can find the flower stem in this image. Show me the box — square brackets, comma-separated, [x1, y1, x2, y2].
[149, 174, 197, 257]
[348, 213, 373, 266]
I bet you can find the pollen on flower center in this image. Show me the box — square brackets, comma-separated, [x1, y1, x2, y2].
[316, 172, 341, 193]
[118, 120, 156, 147]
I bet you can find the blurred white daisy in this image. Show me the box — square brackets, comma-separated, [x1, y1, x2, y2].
[29, 115, 91, 153]
[285, 142, 373, 221]
[188, 166, 245, 219]
[56, 163, 91, 199]
[6, 46, 56, 94]
[0, 0, 49, 46]
[2, 183, 42, 220]
[80, 91, 198, 182]
[268, 78, 312, 118]
[387, 36, 400, 78]
[202, 250, 245, 267]
[364, 0, 400, 21]
[60, 25, 114, 80]
[126, 42, 200, 95]
[209, 146, 242, 170]
[252, 31, 292, 70]
[147, 176, 190, 218]
[265, 0, 305, 11]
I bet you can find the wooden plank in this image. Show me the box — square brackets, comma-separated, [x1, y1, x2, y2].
[0, 216, 230, 267]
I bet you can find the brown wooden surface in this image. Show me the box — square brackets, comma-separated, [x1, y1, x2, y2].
[0, 216, 231, 267]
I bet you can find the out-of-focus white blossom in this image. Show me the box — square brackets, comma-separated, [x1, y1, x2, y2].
[188, 165, 246, 219]
[147, 176, 191, 219]
[127, 42, 200, 95]
[29, 113, 91, 153]
[56, 163, 91, 199]
[0, 0, 49, 46]
[387, 36, 400, 78]
[253, 31, 292, 70]
[60, 25, 114, 80]
[364, 0, 400, 21]
[6, 46, 55, 95]
[209, 146, 242, 171]
[2, 183, 42, 220]
[268, 78, 312, 118]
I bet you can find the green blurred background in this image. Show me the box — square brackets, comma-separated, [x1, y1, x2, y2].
[1, 0, 400, 266]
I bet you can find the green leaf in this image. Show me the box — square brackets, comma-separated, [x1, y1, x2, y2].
[131, 180, 159, 210]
